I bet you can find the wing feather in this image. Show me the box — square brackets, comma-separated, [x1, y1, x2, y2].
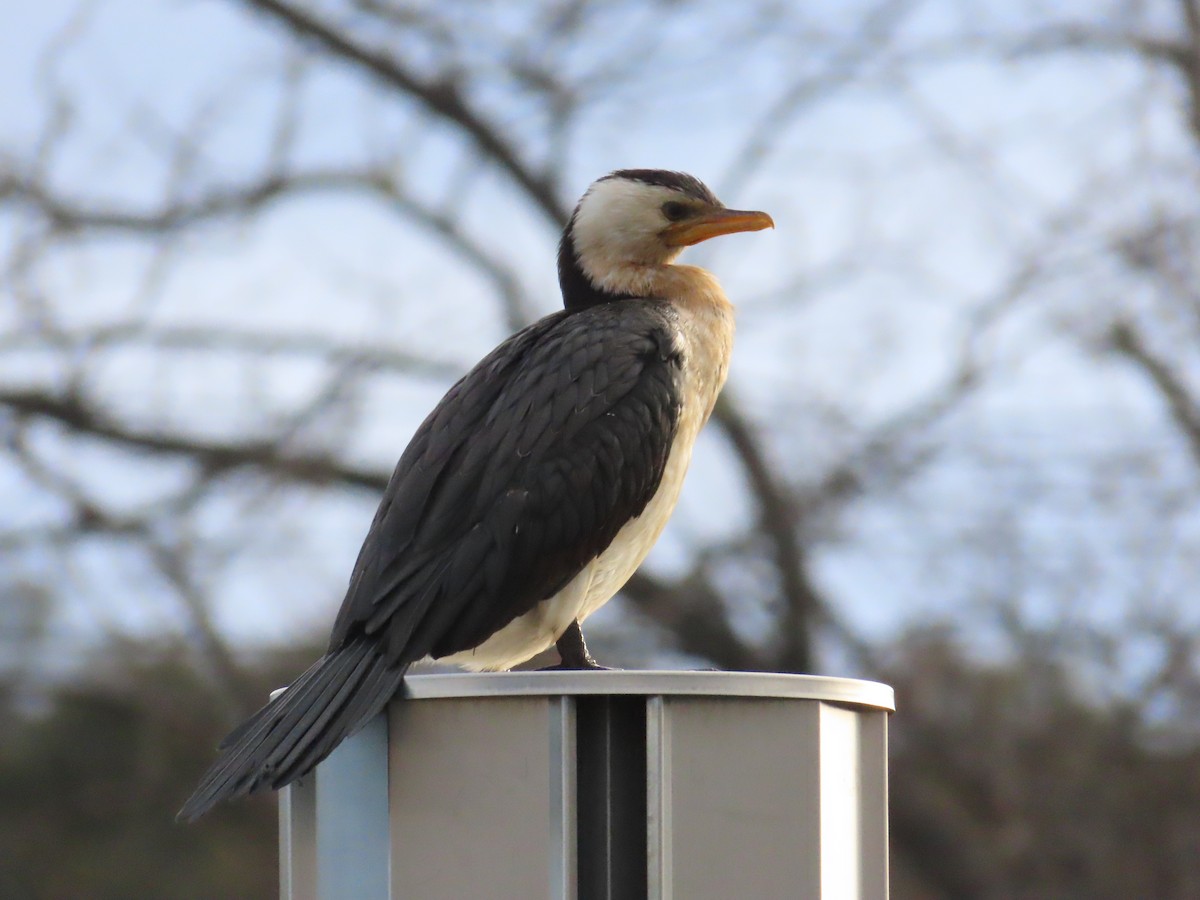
[328, 301, 683, 665]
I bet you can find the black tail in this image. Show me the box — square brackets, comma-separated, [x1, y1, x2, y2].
[177, 639, 407, 822]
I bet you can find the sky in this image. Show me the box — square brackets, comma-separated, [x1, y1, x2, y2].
[2, 0, 1198, 680]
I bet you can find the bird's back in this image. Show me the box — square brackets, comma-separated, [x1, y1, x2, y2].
[329, 299, 689, 668]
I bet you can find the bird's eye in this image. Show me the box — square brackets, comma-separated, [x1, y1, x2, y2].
[661, 201, 691, 222]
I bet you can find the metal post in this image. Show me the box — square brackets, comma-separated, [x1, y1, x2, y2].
[280, 671, 894, 899]
[279, 713, 389, 900]
[575, 696, 647, 899]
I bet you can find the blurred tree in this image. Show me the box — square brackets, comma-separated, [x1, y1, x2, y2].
[0, 638, 319, 899]
[885, 626, 1200, 898]
[3, 0, 1200, 896]
[0, 0, 989, 690]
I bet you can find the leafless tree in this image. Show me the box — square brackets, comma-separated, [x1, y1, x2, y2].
[1, 0, 960, 686]
[5, 0, 1200, 894]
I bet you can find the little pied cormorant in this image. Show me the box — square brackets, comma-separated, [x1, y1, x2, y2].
[179, 169, 773, 821]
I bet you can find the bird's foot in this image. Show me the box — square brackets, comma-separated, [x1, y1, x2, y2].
[547, 619, 613, 670]
[537, 659, 613, 671]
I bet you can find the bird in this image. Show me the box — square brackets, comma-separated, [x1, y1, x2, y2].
[178, 169, 773, 821]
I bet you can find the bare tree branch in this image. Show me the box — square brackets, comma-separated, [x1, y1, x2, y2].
[1014, 3, 1200, 143]
[1, 165, 537, 330]
[720, 0, 919, 196]
[146, 539, 252, 722]
[1109, 320, 1200, 467]
[711, 394, 821, 672]
[623, 570, 770, 671]
[2, 388, 387, 492]
[237, 0, 568, 223]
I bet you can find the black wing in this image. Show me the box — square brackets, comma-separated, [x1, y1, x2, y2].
[328, 299, 683, 662]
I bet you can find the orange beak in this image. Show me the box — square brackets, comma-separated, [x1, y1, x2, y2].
[661, 208, 775, 247]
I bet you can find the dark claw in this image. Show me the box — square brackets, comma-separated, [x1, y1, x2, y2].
[548, 619, 614, 670]
[537, 660, 613, 671]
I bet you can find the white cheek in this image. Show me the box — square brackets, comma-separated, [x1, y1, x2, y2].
[572, 181, 678, 285]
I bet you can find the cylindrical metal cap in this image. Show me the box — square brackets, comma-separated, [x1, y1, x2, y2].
[403, 669, 895, 711]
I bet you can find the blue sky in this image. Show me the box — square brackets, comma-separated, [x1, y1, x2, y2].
[3, 1, 1198, 680]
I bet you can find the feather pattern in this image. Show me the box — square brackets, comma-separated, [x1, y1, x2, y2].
[178, 301, 684, 820]
[179, 167, 750, 820]
[177, 640, 405, 821]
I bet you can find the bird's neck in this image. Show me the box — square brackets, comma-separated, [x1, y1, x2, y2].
[597, 261, 734, 318]
[558, 234, 636, 310]
[559, 234, 732, 314]
[663, 265, 736, 409]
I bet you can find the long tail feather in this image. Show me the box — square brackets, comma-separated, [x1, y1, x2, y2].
[177, 640, 407, 822]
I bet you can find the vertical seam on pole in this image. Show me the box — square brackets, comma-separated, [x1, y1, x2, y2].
[646, 695, 672, 900]
[279, 785, 294, 900]
[605, 699, 614, 900]
[550, 696, 579, 900]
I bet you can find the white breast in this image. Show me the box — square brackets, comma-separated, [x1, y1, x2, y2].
[440, 270, 734, 671]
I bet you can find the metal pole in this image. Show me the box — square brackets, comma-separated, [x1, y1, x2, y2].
[280, 671, 894, 900]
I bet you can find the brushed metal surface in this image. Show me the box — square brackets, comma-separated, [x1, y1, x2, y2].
[280, 672, 893, 899]
[279, 779, 316, 900]
[660, 698, 824, 899]
[402, 670, 894, 711]
[387, 696, 557, 899]
[315, 714, 389, 900]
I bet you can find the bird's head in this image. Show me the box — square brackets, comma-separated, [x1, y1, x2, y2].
[558, 169, 774, 309]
